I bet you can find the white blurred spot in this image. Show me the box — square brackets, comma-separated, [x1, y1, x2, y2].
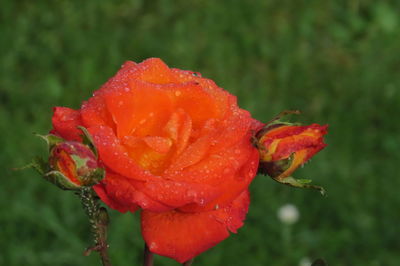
[277, 203, 299, 225]
[298, 257, 312, 266]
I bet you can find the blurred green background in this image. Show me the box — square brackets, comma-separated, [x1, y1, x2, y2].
[1, 0, 399, 265]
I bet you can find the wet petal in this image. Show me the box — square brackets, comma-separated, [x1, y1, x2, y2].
[141, 190, 250, 263]
[52, 107, 83, 141]
[95, 173, 171, 212]
[134, 179, 220, 208]
[81, 95, 116, 130]
[88, 125, 155, 182]
[143, 136, 173, 154]
[104, 81, 173, 138]
[178, 148, 258, 212]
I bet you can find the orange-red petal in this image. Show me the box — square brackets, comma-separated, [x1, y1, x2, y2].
[133, 178, 220, 209]
[94, 172, 171, 212]
[94, 183, 132, 213]
[88, 125, 155, 182]
[141, 190, 250, 263]
[178, 146, 258, 212]
[51, 107, 83, 141]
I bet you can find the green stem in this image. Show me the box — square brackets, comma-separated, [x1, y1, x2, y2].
[182, 258, 194, 266]
[282, 224, 292, 253]
[143, 244, 154, 266]
[80, 187, 112, 266]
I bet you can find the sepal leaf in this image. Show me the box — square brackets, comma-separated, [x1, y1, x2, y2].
[36, 134, 64, 150]
[78, 126, 98, 158]
[44, 170, 81, 190]
[275, 176, 326, 196]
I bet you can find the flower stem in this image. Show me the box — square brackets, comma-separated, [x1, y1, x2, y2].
[182, 259, 194, 266]
[143, 244, 154, 266]
[80, 187, 112, 266]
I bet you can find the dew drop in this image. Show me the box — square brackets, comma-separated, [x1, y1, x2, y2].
[186, 189, 196, 198]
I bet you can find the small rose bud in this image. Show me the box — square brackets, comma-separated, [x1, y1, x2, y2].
[46, 141, 104, 190]
[254, 122, 328, 194]
[256, 123, 328, 180]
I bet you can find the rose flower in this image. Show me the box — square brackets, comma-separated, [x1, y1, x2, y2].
[256, 123, 328, 180]
[51, 58, 261, 263]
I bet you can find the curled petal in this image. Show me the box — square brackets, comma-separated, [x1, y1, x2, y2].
[88, 125, 155, 182]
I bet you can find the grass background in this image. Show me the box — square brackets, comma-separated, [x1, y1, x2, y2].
[1, 0, 399, 265]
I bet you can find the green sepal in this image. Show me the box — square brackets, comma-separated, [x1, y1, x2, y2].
[296, 179, 312, 184]
[257, 155, 294, 177]
[15, 156, 50, 175]
[265, 110, 301, 126]
[274, 176, 326, 196]
[254, 110, 302, 141]
[32, 156, 50, 175]
[36, 134, 64, 151]
[78, 126, 98, 158]
[44, 170, 81, 190]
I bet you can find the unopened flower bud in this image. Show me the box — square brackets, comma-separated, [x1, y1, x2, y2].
[256, 123, 328, 180]
[46, 141, 105, 190]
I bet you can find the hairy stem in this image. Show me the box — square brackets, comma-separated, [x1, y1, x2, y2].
[80, 187, 112, 266]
